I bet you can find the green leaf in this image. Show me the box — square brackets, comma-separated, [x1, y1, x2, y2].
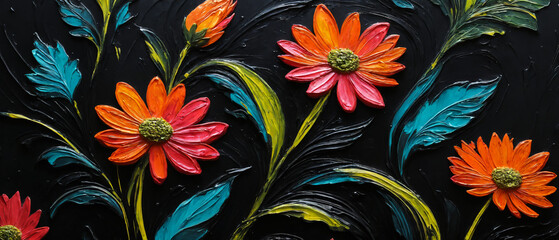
[140, 27, 171, 83]
[264, 203, 349, 231]
[452, 21, 505, 45]
[484, 7, 538, 30]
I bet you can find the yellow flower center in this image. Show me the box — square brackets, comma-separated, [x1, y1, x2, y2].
[138, 118, 173, 142]
[491, 167, 522, 189]
[0, 225, 22, 240]
[327, 49, 360, 73]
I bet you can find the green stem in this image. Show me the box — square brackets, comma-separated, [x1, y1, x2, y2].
[127, 158, 149, 240]
[168, 42, 192, 92]
[231, 92, 331, 239]
[464, 198, 491, 240]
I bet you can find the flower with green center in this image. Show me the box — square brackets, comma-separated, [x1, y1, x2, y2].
[492, 167, 522, 189]
[327, 49, 359, 73]
[139, 118, 173, 142]
[0, 225, 21, 240]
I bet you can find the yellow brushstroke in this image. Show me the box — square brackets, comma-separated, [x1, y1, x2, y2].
[168, 42, 192, 92]
[128, 159, 148, 240]
[115, 46, 121, 61]
[265, 203, 349, 231]
[465, 0, 475, 11]
[465, 198, 491, 240]
[338, 168, 441, 240]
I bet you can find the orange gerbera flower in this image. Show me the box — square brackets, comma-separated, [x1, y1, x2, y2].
[278, 4, 406, 113]
[449, 133, 557, 218]
[95, 77, 228, 185]
[184, 0, 236, 47]
[0, 192, 49, 240]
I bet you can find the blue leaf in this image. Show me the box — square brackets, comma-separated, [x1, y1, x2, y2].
[155, 174, 240, 240]
[41, 146, 100, 172]
[207, 74, 268, 142]
[380, 192, 414, 240]
[393, 0, 415, 9]
[115, 2, 134, 31]
[57, 0, 100, 45]
[397, 78, 500, 174]
[50, 186, 122, 218]
[25, 37, 82, 101]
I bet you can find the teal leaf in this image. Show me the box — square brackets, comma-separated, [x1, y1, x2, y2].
[380, 192, 414, 240]
[155, 173, 242, 240]
[41, 146, 100, 172]
[397, 78, 500, 175]
[115, 2, 134, 31]
[25, 36, 82, 101]
[392, 0, 415, 9]
[140, 27, 171, 83]
[50, 186, 122, 218]
[57, 0, 100, 46]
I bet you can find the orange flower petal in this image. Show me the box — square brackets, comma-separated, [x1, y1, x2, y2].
[448, 156, 474, 170]
[489, 133, 505, 167]
[278, 40, 326, 61]
[509, 193, 539, 218]
[520, 152, 549, 175]
[203, 31, 225, 47]
[367, 47, 406, 64]
[492, 189, 507, 210]
[279, 55, 323, 67]
[506, 194, 522, 218]
[95, 105, 140, 134]
[292, 24, 329, 57]
[360, 34, 399, 62]
[501, 133, 514, 166]
[460, 141, 491, 174]
[454, 146, 489, 175]
[451, 173, 494, 187]
[115, 82, 151, 122]
[514, 192, 553, 208]
[339, 13, 360, 51]
[354, 71, 398, 87]
[359, 62, 405, 76]
[108, 141, 150, 165]
[510, 140, 531, 169]
[466, 186, 497, 197]
[161, 84, 186, 121]
[450, 165, 477, 175]
[95, 129, 142, 148]
[476, 136, 495, 170]
[313, 4, 339, 49]
[146, 77, 167, 116]
[522, 171, 557, 186]
[519, 185, 556, 197]
[149, 145, 167, 185]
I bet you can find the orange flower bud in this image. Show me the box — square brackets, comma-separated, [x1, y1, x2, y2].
[184, 0, 236, 47]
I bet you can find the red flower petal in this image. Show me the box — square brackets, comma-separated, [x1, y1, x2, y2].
[162, 144, 202, 174]
[336, 74, 357, 113]
[172, 122, 228, 144]
[360, 34, 400, 61]
[23, 226, 49, 240]
[146, 77, 167, 117]
[8, 191, 21, 227]
[161, 84, 186, 122]
[95, 129, 142, 148]
[21, 210, 41, 235]
[356, 23, 389, 57]
[115, 82, 151, 122]
[306, 72, 337, 98]
[279, 55, 323, 68]
[286, 65, 332, 82]
[277, 40, 325, 62]
[149, 145, 167, 185]
[18, 196, 31, 228]
[349, 73, 384, 108]
[171, 97, 210, 130]
[168, 141, 220, 160]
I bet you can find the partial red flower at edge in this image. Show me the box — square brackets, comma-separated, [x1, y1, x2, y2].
[95, 77, 228, 185]
[278, 4, 406, 113]
[184, 0, 237, 47]
[449, 133, 557, 218]
[0, 191, 49, 240]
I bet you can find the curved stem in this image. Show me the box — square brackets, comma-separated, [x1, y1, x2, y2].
[168, 42, 191, 92]
[465, 198, 491, 240]
[127, 158, 149, 240]
[231, 92, 331, 239]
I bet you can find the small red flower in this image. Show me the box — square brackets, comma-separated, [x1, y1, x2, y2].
[95, 77, 228, 184]
[0, 192, 49, 240]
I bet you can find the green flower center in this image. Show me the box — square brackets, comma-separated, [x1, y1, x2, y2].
[138, 118, 173, 142]
[0, 225, 22, 240]
[491, 167, 522, 189]
[327, 48, 360, 73]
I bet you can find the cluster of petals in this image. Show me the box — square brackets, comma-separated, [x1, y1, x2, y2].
[95, 77, 228, 184]
[0, 192, 49, 240]
[185, 0, 237, 47]
[278, 4, 406, 112]
[449, 133, 556, 218]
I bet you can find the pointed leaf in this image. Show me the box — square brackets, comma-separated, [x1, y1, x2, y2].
[25, 37, 82, 101]
[115, 2, 134, 31]
[140, 27, 172, 83]
[57, 0, 100, 45]
[50, 186, 123, 218]
[41, 146, 100, 172]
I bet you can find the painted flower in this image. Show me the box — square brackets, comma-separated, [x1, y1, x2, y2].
[278, 4, 406, 113]
[95, 77, 228, 185]
[184, 0, 237, 48]
[0, 192, 49, 240]
[449, 133, 557, 218]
